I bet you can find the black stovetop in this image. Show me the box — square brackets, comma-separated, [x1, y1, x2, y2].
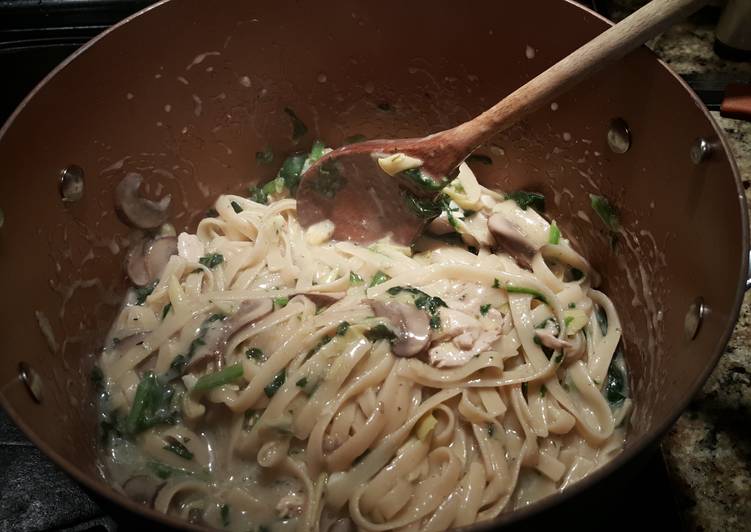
[0, 1, 713, 531]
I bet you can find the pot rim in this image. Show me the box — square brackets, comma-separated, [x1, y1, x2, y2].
[0, 0, 747, 530]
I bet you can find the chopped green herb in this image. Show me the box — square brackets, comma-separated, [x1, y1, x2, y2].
[221, 503, 230, 527]
[246, 347, 264, 360]
[193, 363, 244, 393]
[507, 191, 545, 212]
[248, 186, 268, 205]
[264, 369, 286, 398]
[198, 253, 224, 269]
[336, 321, 350, 336]
[274, 297, 289, 308]
[163, 438, 194, 460]
[364, 324, 397, 343]
[505, 285, 547, 304]
[349, 271, 364, 285]
[487, 423, 496, 437]
[590, 194, 619, 231]
[548, 221, 561, 245]
[284, 107, 308, 140]
[439, 195, 461, 228]
[343, 133, 367, 144]
[568, 302, 577, 309]
[369, 270, 390, 287]
[278, 153, 307, 192]
[480, 304, 491, 316]
[296, 377, 308, 388]
[467, 154, 493, 165]
[161, 303, 172, 320]
[564, 315, 574, 327]
[309, 140, 325, 163]
[255, 149, 274, 165]
[429, 314, 442, 330]
[492, 278, 500, 289]
[400, 167, 442, 191]
[206, 208, 219, 217]
[134, 280, 158, 305]
[230, 200, 243, 213]
[467, 245, 479, 255]
[595, 305, 608, 336]
[540, 384, 547, 397]
[124, 372, 179, 435]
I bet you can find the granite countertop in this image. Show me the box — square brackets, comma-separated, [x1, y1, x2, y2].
[614, 1, 751, 530]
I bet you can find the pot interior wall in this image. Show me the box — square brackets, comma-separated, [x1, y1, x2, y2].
[0, 0, 745, 527]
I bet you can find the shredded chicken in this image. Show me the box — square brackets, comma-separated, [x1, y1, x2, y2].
[535, 329, 572, 350]
[429, 307, 505, 368]
[177, 232, 205, 263]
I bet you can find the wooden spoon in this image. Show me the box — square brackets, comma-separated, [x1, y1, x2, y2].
[296, 0, 706, 245]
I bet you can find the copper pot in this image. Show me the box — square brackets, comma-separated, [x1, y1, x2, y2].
[0, 0, 747, 529]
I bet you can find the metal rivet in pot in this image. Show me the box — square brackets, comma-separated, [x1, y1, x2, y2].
[607, 118, 631, 154]
[684, 296, 706, 341]
[18, 362, 43, 403]
[59, 165, 85, 202]
[690, 137, 713, 164]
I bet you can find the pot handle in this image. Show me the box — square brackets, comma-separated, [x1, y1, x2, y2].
[721, 84, 751, 122]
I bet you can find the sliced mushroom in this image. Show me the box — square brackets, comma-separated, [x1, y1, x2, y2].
[487, 213, 539, 268]
[186, 299, 274, 372]
[126, 239, 150, 287]
[299, 291, 347, 307]
[115, 172, 171, 229]
[535, 329, 572, 350]
[145, 236, 178, 280]
[368, 299, 430, 357]
[122, 475, 165, 506]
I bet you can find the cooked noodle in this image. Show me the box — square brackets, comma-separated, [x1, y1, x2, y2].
[97, 160, 631, 531]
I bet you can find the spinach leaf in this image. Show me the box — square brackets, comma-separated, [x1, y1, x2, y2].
[134, 280, 158, 305]
[309, 140, 325, 163]
[193, 363, 244, 393]
[231, 200, 243, 213]
[548, 221, 560, 245]
[590, 194, 619, 231]
[400, 167, 442, 191]
[480, 304, 491, 316]
[505, 285, 548, 304]
[163, 437, 194, 460]
[595, 305, 608, 336]
[278, 153, 307, 192]
[404, 192, 442, 219]
[603, 356, 627, 406]
[161, 303, 172, 320]
[349, 271, 364, 285]
[507, 191, 545, 212]
[364, 324, 396, 343]
[336, 321, 350, 336]
[284, 107, 308, 140]
[248, 186, 268, 205]
[124, 372, 179, 435]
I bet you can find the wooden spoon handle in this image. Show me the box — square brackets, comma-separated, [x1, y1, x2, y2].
[444, 0, 707, 156]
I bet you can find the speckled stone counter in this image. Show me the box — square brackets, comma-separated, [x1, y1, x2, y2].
[614, 2, 751, 530]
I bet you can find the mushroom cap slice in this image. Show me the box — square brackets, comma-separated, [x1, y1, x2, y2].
[115, 172, 171, 230]
[368, 299, 430, 357]
[145, 236, 178, 280]
[487, 213, 539, 267]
